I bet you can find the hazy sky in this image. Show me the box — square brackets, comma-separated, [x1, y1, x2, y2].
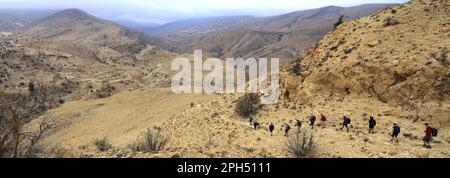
[0, 0, 408, 24]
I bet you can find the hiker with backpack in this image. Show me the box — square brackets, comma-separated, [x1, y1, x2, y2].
[391, 123, 401, 143]
[284, 123, 291, 137]
[295, 119, 302, 131]
[269, 123, 275, 136]
[368, 116, 377, 134]
[422, 123, 434, 148]
[341, 116, 351, 132]
[253, 121, 260, 130]
[309, 114, 316, 129]
[320, 113, 327, 128]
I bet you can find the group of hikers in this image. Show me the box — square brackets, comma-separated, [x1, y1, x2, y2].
[249, 113, 439, 149]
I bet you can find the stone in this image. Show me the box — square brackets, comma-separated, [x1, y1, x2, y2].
[415, 150, 430, 158]
[388, 150, 398, 156]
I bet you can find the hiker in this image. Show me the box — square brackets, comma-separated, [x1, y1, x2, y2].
[295, 119, 302, 131]
[422, 123, 433, 148]
[391, 123, 401, 143]
[368, 116, 377, 134]
[253, 121, 260, 130]
[269, 123, 275, 136]
[309, 114, 316, 129]
[320, 113, 327, 128]
[249, 116, 254, 126]
[284, 123, 291, 137]
[28, 81, 35, 93]
[341, 116, 351, 132]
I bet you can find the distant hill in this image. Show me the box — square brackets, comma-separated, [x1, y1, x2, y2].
[113, 19, 160, 31]
[147, 4, 396, 62]
[0, 14, 28, 30]
[0, 9, 57, 30]
[21, 9, 158, 54]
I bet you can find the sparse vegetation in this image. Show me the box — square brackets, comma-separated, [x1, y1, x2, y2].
[431, 47, 448, 65]
[0, 82, 63, 158]
[289, 58, 302, 75]
[285, 131, 316, 158]
[235, 93, 260, 117]
[128, 127, 169, 153]
[96, 83, 116, 98]
[93, 137, 112, 152]
[382, 16, 399, 27]
[333, 15, 344, 30]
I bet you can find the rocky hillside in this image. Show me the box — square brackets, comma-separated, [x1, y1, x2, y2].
[281, 0, 450, 105]
[0, 30, 176, 102]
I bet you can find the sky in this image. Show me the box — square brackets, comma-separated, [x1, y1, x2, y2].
[0, 0, 408, 24]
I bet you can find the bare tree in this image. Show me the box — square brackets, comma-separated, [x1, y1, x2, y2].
[0, 82, 62, 158]
[235, 93, 260, 117]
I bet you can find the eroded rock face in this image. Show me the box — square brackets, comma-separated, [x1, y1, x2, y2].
[281, 0, 450, 105]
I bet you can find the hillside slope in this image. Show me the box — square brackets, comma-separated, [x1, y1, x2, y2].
[281, 0, 450, 104]
[32, 0, 450, 158]
[22, 9, 156, 54]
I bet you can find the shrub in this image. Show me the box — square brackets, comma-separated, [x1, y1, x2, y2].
[431, 47, 448, 65]
[96, 83, 115, 98]
[93, 137, 112, 152]
[128, 127, 169, 153]
[333, 15, 344, 30]
[382, 16, 399, 27]
[290, 59, 302, 75]
[285, 131, 316, 158]
[235, 93, 260, 117]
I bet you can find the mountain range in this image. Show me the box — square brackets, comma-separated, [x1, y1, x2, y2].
[144, 4, 396, 62]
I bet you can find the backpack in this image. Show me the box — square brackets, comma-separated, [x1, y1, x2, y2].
[345, 117, 351, 124]
[285, 124, 291, 131]
[269, 124, 274, 131]
[432, 128, 438, 137]
[310, 116, 316, 122]
[394, 126, 401, 134]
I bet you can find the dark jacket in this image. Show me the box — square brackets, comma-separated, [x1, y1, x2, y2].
[393, 125, 401, 135]
[369, 118, 376, 128]
[309, 116, 316, 124]
[343, 116, 351, 125]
